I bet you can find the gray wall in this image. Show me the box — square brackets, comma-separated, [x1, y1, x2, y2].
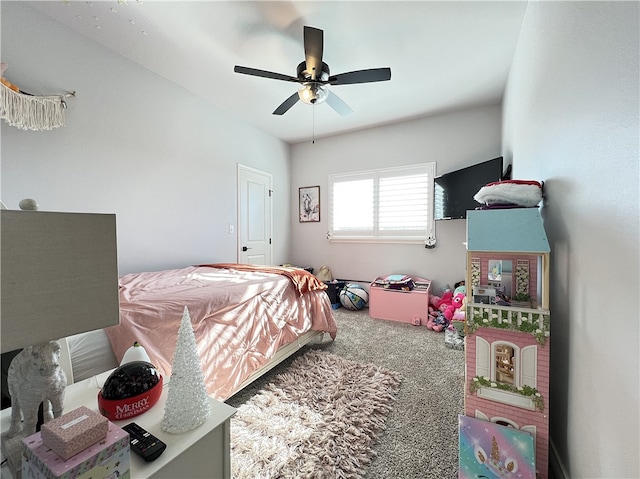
[289, 104, 503, 292]
[503, 2, 639, 477]
[1, 2, 292, 274]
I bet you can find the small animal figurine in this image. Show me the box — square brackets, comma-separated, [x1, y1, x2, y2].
[7, 340, 67, 437]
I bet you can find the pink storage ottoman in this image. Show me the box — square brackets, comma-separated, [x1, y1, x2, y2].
[369, 276, 431, 325]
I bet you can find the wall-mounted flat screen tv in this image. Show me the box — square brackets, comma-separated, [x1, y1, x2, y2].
[434, 157, 504, 220]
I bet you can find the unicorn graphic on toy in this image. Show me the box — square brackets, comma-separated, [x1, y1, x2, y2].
[474, 436, 519, 477]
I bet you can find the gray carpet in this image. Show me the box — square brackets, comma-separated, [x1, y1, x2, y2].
[226, 307, 465, 479]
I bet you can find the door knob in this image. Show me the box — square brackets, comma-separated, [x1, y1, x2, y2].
[242, 246, 252, 252]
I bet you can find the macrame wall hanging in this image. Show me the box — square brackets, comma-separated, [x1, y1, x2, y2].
[0, 63, 74, 131]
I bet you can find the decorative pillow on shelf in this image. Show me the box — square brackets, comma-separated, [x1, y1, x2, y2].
[473, 179, 543, 207]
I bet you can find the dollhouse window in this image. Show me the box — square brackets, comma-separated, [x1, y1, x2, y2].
[495, 344, 515, 385]
[475, 411, 537, 438]
[475, 337, 538, 410]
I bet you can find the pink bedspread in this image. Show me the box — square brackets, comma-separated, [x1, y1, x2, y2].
[104, 265, 337, 401]
[201, 263, 328, 296]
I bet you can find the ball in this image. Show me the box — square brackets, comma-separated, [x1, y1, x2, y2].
[339, 283, 369, 310]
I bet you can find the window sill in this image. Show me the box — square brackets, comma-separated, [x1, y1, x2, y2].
[328, 237, 428, 245]
[477, 387, 536, 411]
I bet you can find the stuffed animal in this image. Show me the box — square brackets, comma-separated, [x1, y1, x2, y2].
[437, 290, 453, 308]
[431, 312, 448, 332]
[444, 292, 465, 321]
[428, 294, 440, 316]
[429, 294, 441, 308]
[426, 291, 456, 332]
[453, 281, 466, 296]
[452, 295, 467, 321]
[426, 312, 437, 330]
[426, 294, 448, 332]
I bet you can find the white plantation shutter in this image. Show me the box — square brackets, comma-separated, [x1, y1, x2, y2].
[329, 163, 435, 242]
[379, 172, 430, 234]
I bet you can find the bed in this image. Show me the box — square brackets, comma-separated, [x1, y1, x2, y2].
[67, 264, 337, 402]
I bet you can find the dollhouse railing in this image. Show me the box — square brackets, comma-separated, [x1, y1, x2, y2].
[466, 303, 550, 345]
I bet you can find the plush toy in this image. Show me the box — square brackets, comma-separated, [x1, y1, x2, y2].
[429, 295, 441, 315]
[425, 291, 455, 332]
[452, 291, 465, 309]
[424, 294, 444, 331]
[429, 294, 441, 308]
[427, 291, 463, 332]
[435, 291, 453, 310]
[452, 295, 466, 321]
[431, 312, 448, 332]
[425, 295, 441, 330]
[444, 292, 465, 321]
[453, 280, 465, 295]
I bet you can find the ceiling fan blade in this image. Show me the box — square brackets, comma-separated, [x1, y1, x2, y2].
[234, 65, 299, 83]
[325, 91, 353, 117]
[273, 92, 300, 115]
[303, 26, 324, 81]
[329, 68, 392, 85]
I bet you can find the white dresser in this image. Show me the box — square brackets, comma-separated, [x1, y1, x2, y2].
[1, 371, 236, 479]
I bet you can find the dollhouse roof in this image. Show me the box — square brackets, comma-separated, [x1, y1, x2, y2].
[466, 208, 550, 253]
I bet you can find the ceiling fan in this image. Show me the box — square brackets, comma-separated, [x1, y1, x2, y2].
[234, 26, 391, 116]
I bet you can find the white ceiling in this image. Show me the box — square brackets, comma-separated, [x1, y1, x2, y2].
[27, 1, 528, 144]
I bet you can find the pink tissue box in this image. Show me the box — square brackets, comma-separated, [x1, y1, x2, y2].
[41, 406, 108, 460]
[22, 421, 129, 479]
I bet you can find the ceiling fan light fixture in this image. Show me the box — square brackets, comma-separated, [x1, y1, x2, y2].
[298, 83, 328, 105]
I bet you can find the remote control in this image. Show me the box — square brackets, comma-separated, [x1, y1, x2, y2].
[122, 422, 167, 462]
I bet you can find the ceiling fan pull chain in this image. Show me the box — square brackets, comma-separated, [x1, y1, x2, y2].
[312, 104, 315, 144]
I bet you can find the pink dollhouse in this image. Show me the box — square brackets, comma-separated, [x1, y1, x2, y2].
[463, 208, 551, 479]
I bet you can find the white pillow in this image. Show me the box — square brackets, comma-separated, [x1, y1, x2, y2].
[474, 180, 543, 207]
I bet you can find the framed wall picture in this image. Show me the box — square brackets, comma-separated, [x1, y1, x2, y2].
[299, 186, 320, 222]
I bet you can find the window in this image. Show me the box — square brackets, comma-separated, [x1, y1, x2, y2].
[328, 163, 435, 243]
[475, 337, 539, 410]
[495, 344, 516, 385]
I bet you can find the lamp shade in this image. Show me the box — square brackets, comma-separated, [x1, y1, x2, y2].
[1, 210, 119, 352]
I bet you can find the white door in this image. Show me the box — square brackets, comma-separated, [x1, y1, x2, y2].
[237, 164, 272, 265]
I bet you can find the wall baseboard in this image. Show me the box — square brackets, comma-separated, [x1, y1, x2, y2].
[549, 438, 569, 479]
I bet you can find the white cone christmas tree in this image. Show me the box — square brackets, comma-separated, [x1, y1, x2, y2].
[161, 306, 211, 433]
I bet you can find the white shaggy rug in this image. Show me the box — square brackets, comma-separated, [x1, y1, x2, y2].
[230, 349, 403, 479]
